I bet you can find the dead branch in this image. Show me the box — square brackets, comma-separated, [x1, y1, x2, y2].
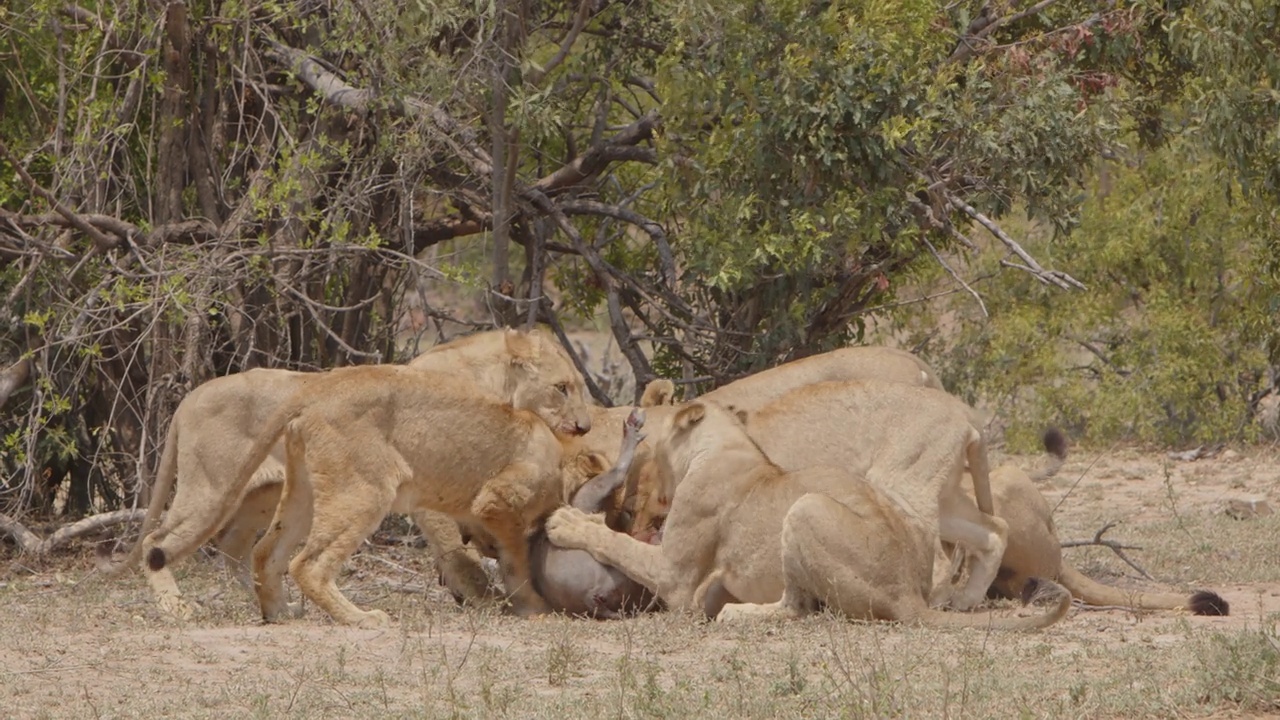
[0, 513, 44, 554]
[0, 139, 119, 253]
[1060, 520, 1156, 581]
[0, 209, 217, 250]
[945, 192, 1086, 290]
[948, 0, 1066, 64]
[924, 238, 987, 317]
[558, 198, 675, 282]
[0, 509, 147, 556]
[267, 40, 659, 197]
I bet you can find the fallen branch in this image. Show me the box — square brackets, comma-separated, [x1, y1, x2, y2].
[1061, 520, 1155, 581]
[0, 510, 148, 557]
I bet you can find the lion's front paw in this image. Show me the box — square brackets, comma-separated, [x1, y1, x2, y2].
[545, 507, 594, 549]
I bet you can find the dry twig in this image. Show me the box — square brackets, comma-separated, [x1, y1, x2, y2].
[1060, 520, 1156, 581]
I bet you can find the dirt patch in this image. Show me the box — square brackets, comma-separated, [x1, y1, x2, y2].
[2, 446, 1278, 719]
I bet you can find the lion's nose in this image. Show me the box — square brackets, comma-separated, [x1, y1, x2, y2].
[575, 417, 592, 435]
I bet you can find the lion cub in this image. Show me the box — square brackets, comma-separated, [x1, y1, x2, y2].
[243, 365, 574, 626]
[546, 401, 1070, 630]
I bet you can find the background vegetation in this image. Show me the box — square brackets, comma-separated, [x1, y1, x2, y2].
[1, 0, 1277, 517]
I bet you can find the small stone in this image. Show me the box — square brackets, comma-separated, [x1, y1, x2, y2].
[1225, 497, 1273, 520]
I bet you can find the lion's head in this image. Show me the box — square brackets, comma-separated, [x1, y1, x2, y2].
[502, 328, 594, 438]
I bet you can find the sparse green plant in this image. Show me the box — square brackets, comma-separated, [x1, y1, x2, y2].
[546, 628, 584, 688]
[1194, 625, 1280, 712]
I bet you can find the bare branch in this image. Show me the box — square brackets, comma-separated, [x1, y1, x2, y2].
[542, 307, 615, 406]
[557, 199, 675, 282]
[0, 510, 147, 556]
[532, 110, 660, 194]
[0, 138, 119, 253]
[923, 238, 987, 317]
[1061, 520, 1156, 581]
[945, 192, 1086, 290]
[526, 0, 594, 86]
[0, 513, 44, 554]
[948, 0, 1065, 64]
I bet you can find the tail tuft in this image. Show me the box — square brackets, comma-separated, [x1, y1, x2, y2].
[1020, 576, 1043, 605]
[147, 547, 167, 571]
[1188, 590, 1230, 616]
[1042, 427, 1068, 459]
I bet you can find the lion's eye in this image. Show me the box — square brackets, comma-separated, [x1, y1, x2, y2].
[555, 383, 569, 395]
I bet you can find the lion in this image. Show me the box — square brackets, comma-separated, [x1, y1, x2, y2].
[115, 328, 592, 616]
[974, 430, 1229, 615]
[544, 401, 1070, 630]
[607, 346, 946, 538]
[244, 365, 572, 626]
[710, 385, 1230, 617]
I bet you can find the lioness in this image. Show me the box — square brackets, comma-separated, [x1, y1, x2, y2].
[976, 432, 1228, 615]
[740, 387, 1230, 616]
[121, 328, 591, 615]
[701, 380, 1008, 610]
[249, 365, 571, 626]
[545, 401, 1070, 630]
[604, 346, 946, 537]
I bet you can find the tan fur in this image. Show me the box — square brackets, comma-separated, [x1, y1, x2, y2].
[973, 443, 1226, 614]
[544, 402, 1069, 630]
[639, 378, 677, 408]
[622, 346, 944, 536]
[117, 328, 591, 616]
[246, 365, 568, 626]
[699, 380, 1007, 610]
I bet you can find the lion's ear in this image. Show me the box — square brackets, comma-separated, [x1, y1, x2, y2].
[504, 328, 539, 366]
[640, 378, 676, 407]
[672, 402, 706, 432]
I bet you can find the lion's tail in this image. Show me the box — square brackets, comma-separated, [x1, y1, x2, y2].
[964, 428, 995, 516]
[920, 577, 1073, 632]
[1057, 565, 1229, 616]
[1026, 427, 1068, 483]
[144, 395, 305, 573]
[98, 415, 182, 576]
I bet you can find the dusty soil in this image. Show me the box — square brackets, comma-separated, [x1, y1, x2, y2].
[2, 445, 1278, 719]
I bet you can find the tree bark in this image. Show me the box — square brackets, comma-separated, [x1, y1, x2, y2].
[155, 2, 192, 225]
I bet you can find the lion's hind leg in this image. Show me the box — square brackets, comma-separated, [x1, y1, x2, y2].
[722, 491, 932, 624]
[287, 435, 400, 628]
[252, 426, 313, 622]
[937, 495, 1008, 611]
[220, 480, 282, 591]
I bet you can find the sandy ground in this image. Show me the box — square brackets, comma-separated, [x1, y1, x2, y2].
[2, 444, 1279, 719]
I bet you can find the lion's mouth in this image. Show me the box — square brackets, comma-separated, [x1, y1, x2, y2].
[560, 422, 591, 436]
